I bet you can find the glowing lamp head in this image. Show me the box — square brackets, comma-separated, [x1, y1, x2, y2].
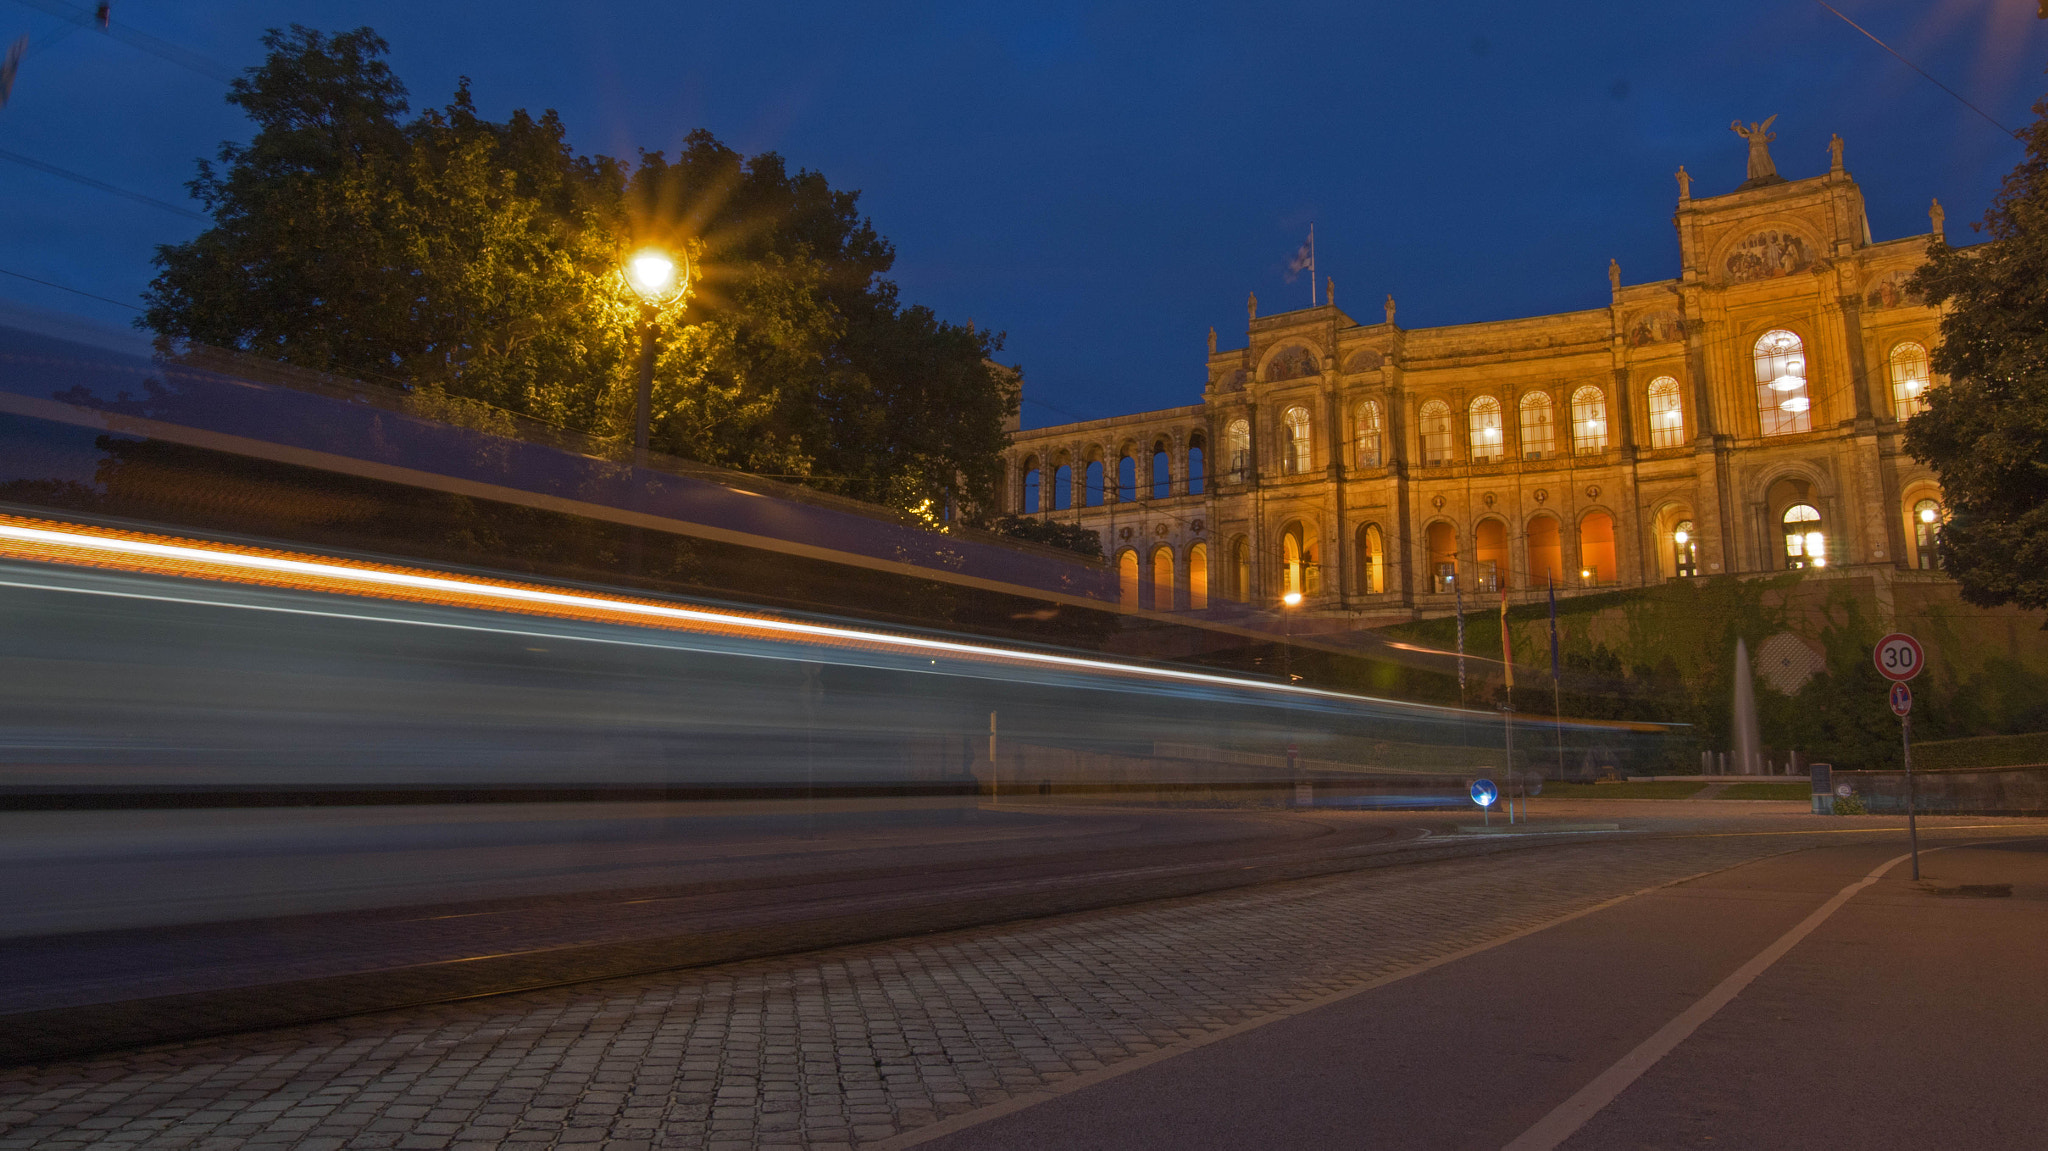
[625, 249, 680, 302]
[1673, 529, 1689, 545]
[1780, 395, 1810, 413]
[1919, 507, 1938, 524]
[1281, 590, 1303, 607]
[1580, 569, 1592, 580]
[1770, 375, 1804, 393]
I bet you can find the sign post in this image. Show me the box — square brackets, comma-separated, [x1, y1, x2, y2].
[1874, 633, 1924, 879]
[1471, 778, 1498, 828]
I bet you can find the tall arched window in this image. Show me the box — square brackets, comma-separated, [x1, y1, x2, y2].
[1890, 342, 1932, 418]
[1280, 521, 1319, 596]
[1912, 499, 1943, 570]
[1117, 550, 1140, 606]
[1755, 329, 1813, 435]
[1578, 511, 1615, 583]
[1150, 442, 1171, 499]
[1150, 547, 1175, 610]
[1475, 518, 1508, 591]
[1527, 515, 1562, 585]
[1469, 395, 1504, 462]
[1356, 522, 1385, 594]
[1647, 376, 1685, 448]
[1187, 436, 1206, 495]
[1084, 458, 1104, 506]
[1022, 458, 1041, 513]
[1117, 452, 1136, 501]
[1782, 504, 1825, 568]
[1225, 419, 1251, 481]
[1052, 463, 1072, 510]
[1282, 406, 1313, 475]
[1570, 386, 1609, 454]
[1355, 400, 1383, 468]
[1420, 400, 1453, 465]
[1230, 536, 1251, 602]
[1188, 542, 1209, 608]
[1426, 522, 1457, 593]
[1673, 519, 1698, 578]
[1519, 391, 1555, 458]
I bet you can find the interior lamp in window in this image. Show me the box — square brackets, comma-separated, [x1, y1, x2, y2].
[1807, 532, 1826, 566]
[1674, 528, 1689, 545]
[1919, 506, 1939, 525]
[1770, 374, 1804, 392]
[1780, 395, 1810, 412]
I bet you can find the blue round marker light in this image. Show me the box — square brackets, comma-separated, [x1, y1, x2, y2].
[1470, 778, 1498, 808]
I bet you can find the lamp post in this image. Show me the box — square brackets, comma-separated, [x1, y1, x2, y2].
[623, 247, 688, 468]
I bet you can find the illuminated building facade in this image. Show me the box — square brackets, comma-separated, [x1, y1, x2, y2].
[1001, 137, 1950, 619]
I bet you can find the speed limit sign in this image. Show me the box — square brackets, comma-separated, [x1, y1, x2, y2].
[1874, 632, 1924, 682]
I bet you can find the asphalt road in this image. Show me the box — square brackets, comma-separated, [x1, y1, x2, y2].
[907, 832, 2048, 1150]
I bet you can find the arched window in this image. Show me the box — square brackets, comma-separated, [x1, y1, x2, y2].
[1151, 442, 1171, 498]
[1570, 386, 1609, 454]
[1469, 396, 1504, 462]
[1527, 515, 1562, 585]
[1230, 536, 1251, 602]
[1022, 458, 1041, 513]
[1578, 511, 1615, 583]
[1188, 542, 1209, 609]
[1646, 377, 1685, 448]
[1356, 523, 1385, 594]
[1150, 547, 1175, 610]
[1426, 522, 1457, 593]
[1420, 400, 1454, 465]
[1282, 406, 1313, 475]
[1673, 519, 1698, 578]
[1755, 329, 1812, 435]
[1225, 419, 1251, 481]
[1052, 463, 1072, 510]
[1355, 400, 1383, 468]
[1280, 521, 1319, 596]
[1519, 391, 1555, 458]
[1782, 504, 1825, 568]
[1476, 518, 1508, 592]
[1117, 550, 1140, 606]
[1912, 499, 1943, 570]
[1084, 458, 1104, 506]
[1187, 437, 1206, 495]
[1117, 452, 1136, 501]
[1890, 342, 1932, 418]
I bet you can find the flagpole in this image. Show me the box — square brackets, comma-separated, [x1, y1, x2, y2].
[1550, 575, 1564, 782]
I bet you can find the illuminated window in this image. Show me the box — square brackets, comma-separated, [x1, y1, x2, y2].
[1647, 376, 1685, 448]
[1755, 330, 1812, 436]
[1150, 547, 1175, 609]
[1427, 522, 1457, 593]
[1281, 521, 1319, 596]
[1519, 391, 1555, 458]
[1673, 518, 1698, 578]
[1118, 550, 1140, 605]
[1356, 522, 1385, 594]
[1225, 419, 1250, 480]
[1230, 536, 1251, 601]
[1188, 542, 1209, 608]
[1282, 406, 1313, 475]
[1469, 395, 1504, 462]
[1782, 504, 1825, 569]
[1570, 386, 1609, 454]
[1912, 499, 1942, 570]
[1890, 342, 1931, 418]
[1355, 400, 1383, 468]
[1420, 400, 1454, 465]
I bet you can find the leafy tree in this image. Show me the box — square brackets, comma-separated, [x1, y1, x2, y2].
[1905, 88, 2048, 611]
[142, 26, 1017, 518]
[991, 515, 1104, 558]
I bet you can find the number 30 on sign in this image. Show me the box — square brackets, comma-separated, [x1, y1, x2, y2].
[1874, 633, 1924, 682]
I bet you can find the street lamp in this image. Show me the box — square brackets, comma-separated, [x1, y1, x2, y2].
[623, 246, 690, 468]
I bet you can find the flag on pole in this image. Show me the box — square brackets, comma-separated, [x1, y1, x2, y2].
[1287, 224, 1316, 305]
[1500, 579, 1514, 691]
[1454, 576, 1466, 698]
[1548, 575, 1560, 682]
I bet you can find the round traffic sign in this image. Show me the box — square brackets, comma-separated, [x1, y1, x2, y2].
[1874, 633, 1924, 682]
[1836, 783, 1853, 798]
[1470, 779, 1498, 808]
[1889, 681, 1912, 717]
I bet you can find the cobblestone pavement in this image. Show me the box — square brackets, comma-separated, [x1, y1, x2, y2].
[0, 816, 2017, 1150]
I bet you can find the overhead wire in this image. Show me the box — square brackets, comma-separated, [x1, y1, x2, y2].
[1809, 0, 2022, 140]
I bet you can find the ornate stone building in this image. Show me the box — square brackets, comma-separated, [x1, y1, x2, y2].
[1001, 132, 1950, 621]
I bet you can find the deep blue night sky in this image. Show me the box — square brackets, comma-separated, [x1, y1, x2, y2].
[2, 1, 2044, 428]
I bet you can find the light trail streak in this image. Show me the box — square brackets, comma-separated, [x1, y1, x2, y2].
[0, 512, 1461, 714]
